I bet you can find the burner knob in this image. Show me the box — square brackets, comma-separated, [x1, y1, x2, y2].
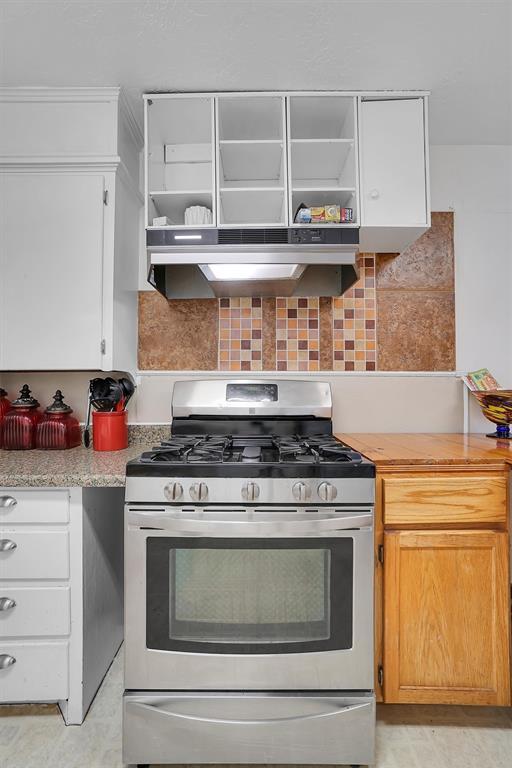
[318, 482, 337, 502]
[292, 482, 312, 502]
[164, 482, 183, 502]
[241, 481, 260, 502]
[189, 482, 208, 502]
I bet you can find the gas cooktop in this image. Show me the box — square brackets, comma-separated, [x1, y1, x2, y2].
[127, 433, 375, 480]
[138, 435, 363, 466]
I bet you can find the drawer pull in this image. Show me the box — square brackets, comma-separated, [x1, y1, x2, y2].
[0, 654, 16, 670]
[0, 597, 16, 611]
[0, 539, 17, 552]
[0, 496, 17, 509]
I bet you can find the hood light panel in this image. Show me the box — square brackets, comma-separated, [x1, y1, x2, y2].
[200, 264, 305, 281]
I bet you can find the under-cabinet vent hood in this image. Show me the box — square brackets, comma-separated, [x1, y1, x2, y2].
[147, 227, 359, 299]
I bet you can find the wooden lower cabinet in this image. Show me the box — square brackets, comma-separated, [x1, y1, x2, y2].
[383, 528, 511, 705]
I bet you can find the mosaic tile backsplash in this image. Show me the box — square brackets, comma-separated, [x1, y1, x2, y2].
[138, 213, 455, 372]
[219, 298, 262, 372]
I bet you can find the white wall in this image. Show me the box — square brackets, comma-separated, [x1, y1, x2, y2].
[429, 145, 512, 431]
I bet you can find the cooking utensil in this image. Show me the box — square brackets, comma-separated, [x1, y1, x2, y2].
[119, 377, 136, 407]
[83, 394, 92, 447]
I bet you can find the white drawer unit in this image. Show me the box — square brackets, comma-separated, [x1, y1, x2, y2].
[0, 530, 69, 580]
[0, 641, 69, 702]
[0, 586, 70, 638]
[0, 486, 124, 724]
[0, 489, 69, 524]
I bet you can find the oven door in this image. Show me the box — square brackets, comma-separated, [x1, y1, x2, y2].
[125, 505, 373, 691]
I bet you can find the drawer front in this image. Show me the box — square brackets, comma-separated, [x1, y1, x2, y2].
[383, 474, 508, 526]
[0, 641, 68, 702]
[123, 693, 375, 766]
[0, 489, 69, 524]
[0, 586, 70, 637]
[0, 530, 69, 579]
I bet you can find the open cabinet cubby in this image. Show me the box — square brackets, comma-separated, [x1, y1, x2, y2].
[146, 96, 215, 226]
[145, 93, 360, 228]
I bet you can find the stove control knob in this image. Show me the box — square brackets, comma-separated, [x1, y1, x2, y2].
[241, 481, 260, 502]
[189, 482, 208, 502]
[318, 482, 338, 502]
[164, 482, 183, 502]
[292, 482, 312, 502]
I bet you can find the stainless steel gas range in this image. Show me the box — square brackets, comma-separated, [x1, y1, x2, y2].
[123, 379, 376, 767]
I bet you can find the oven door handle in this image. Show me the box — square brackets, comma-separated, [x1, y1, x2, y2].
[128, 509, 372, 535]
[132, 699, 370, 725]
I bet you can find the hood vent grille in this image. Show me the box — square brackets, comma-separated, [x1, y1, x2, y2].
[218, 228, 289, 245]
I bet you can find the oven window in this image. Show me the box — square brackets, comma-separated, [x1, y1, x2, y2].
[147, 538, 353, 654]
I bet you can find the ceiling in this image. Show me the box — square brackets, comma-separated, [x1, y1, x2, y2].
[1, 0, 511, 145]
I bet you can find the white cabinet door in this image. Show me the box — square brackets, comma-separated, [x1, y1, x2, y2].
[359, 98, 427, 227]
[0, 173, 105, 369]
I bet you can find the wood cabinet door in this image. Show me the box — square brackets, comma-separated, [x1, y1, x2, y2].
[359, 98, 427, 227]
[0, 172, 104, 369]
[384, 529, 510, 705]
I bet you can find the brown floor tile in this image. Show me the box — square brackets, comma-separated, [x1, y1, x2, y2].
[376, 212, 454, 290]
[138, 292, 218, 370]
[377, 290, 456, 371]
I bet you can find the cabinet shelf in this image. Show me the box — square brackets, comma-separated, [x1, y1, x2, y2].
[218, 96, 285, 141]
[150, 190, 214, 226]
[219, 188, 286, 226]
[289, 96, 355, 140]
[219, 141, 284, 188]
[291, 140, 355, 188]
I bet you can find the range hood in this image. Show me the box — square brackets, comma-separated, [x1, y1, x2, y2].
[147, 227, 359, 299]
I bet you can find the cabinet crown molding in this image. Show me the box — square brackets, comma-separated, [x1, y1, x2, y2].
[0, 86, 122, 102]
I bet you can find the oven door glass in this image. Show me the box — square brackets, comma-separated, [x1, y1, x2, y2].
[146, 537, 353, 654]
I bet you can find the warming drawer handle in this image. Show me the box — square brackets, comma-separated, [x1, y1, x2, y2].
[132, 700, 369, 725]
[0, 539, 17, 552]
[0, 654, 16, 670]
[128, 510, 372, 534]
[0, 496, 17, 510]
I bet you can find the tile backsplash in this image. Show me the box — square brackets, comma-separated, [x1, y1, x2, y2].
[138, 213, 455, 372]
[219, 298, 262, 372]
[276, 298, 320, 372]
[333, 255, 376, 371]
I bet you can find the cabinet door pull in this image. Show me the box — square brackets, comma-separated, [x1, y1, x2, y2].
[0, 654, 16, 670]
[0, 597, 16, 611]
[0, 539, 17, 552]
[0, 496, 17, 509]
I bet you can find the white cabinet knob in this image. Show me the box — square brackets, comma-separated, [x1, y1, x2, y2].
[369, 189, 380, 200]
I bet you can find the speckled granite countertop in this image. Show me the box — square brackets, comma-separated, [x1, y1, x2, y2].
[0, 426, 168, 488]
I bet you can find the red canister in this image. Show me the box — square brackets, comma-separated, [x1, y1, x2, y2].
[0, 388, 11, 448]
[36, 390, 81, 450]
[92, 410, 128, 451]
[2, 385, 42, 450]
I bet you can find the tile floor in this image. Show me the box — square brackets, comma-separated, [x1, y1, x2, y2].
[0, 648, 511, 768]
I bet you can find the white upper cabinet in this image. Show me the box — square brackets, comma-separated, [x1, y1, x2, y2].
[146, 96, 215, 227]
[359, 97, 429, 251]
[1, 173, 105, 370]
[0, 88, 142, 372]
[144, 91, 430, 250]
[288, 95, 358, 225]
[217, 96, 287, 226]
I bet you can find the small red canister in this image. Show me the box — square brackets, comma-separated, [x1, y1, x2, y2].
[92, 410, 128, 451]
[2, 385, 42, 450]
[36, 390, 81, 450]
[0, 388, 11, 448]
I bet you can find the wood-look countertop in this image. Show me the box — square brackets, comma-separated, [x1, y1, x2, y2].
[336, 433, 512, 467]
